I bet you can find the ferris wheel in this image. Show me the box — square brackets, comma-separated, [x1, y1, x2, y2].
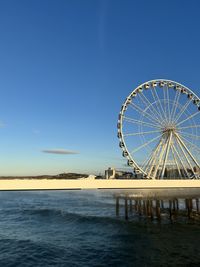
[118, 79, 200, 179]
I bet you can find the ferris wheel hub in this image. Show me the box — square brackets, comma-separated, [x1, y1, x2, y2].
[162, 126, 176, 133]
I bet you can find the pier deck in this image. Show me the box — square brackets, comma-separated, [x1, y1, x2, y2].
[0, 179, 200, 190]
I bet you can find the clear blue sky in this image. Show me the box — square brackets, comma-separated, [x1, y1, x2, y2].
[0, 0, 200, 175]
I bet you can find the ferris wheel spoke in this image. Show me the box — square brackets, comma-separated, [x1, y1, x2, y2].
[154, 88, 167, 120]
[165, 84, 172, 123]
[178, 131, 200, 140]
[123, 116, 161, 129]
[138, 92, 164, 123]
[171, 90, 181, 121]
[123, 130, 161, 137]
[150, 88, 167, 123]
[129, 102, 161, 125]
[176, 110, 199, 127]
[130, 133, 163, 154]
[174, 100, 191, 123]
[178, 125, 200, 130]
[171, 103, 180, 123]
[163, 85, 167, 121]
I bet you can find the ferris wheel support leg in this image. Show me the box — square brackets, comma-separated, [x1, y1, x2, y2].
[171, 144, 182, 178]
[152, 141, 168, 179]
[161, 132, 173, 179]
[146, 139, 163, 179]
[175, 133, 200, 171]
[146, 143, 162, 177]
[175, 135, 196, 178]
[172, 142, 190, 178]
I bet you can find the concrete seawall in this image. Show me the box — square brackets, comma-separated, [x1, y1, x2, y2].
[0, 179, 200, 190]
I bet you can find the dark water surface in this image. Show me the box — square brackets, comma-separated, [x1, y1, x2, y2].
[0, 189, 199, 267]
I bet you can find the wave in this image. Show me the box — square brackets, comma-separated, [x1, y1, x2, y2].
[18, 207, 123, 226]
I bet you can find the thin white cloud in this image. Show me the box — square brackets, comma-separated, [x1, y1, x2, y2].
[42, 149, 79, 155]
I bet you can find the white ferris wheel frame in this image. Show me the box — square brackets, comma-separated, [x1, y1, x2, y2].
[117, 79, 200, 179]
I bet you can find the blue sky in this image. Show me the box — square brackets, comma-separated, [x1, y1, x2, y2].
[0, 0, 200, 175]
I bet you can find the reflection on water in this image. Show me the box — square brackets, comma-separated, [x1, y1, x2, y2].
[114, 188, 200, 222]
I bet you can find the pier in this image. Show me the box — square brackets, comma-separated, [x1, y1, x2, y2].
[0, 179, 200, 191]
[115, 194, 200, 222]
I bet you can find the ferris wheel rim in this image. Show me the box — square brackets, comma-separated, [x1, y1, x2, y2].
[118, 79, 200, 179]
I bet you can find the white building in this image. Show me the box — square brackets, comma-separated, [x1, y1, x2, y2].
[105, 167, 116, 179]
[105, 167, 133, 179]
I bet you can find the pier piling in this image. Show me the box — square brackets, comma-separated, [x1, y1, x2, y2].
[114, 195, 200, 222]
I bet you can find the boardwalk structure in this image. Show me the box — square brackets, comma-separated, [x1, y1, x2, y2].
[0, 178, 200, 191]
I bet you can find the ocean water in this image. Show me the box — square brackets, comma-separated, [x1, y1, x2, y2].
[0, 190, 199, 267]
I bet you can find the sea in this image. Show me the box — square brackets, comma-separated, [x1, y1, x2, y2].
[0, 189, 199, 267]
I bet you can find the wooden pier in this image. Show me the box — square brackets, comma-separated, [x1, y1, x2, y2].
[115, 195, 200, 222]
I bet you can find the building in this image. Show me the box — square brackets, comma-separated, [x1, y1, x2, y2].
[105, 167, 133, 179]
[105, 167, 116, 179]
